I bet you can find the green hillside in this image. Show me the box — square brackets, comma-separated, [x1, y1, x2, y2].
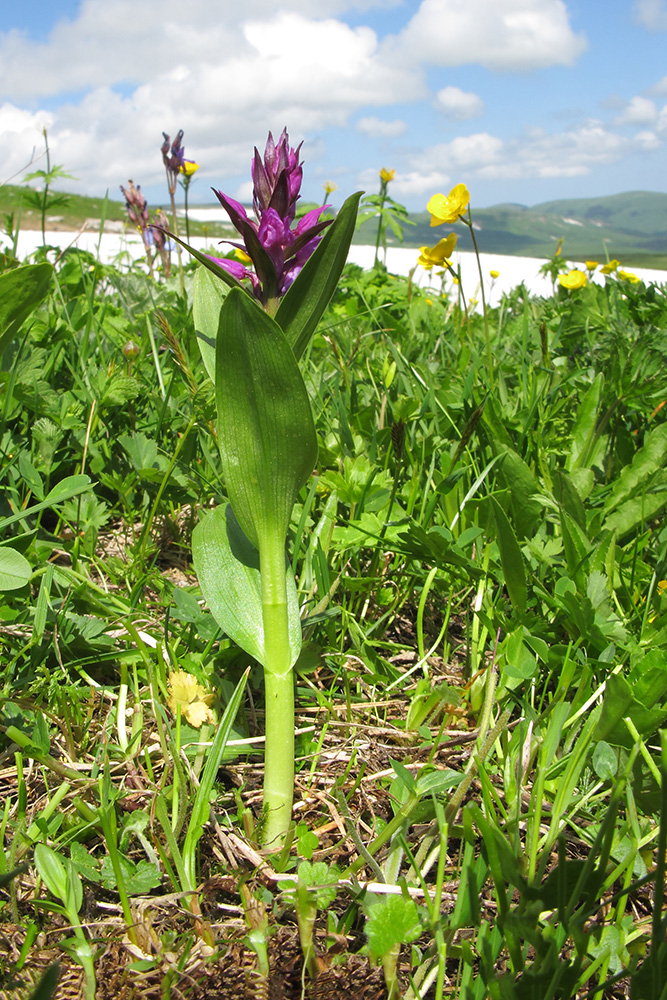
[355, 189, 667, 268]
[2, 182, 667, 267]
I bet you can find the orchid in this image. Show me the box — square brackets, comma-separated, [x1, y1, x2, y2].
[161, 130, 185, 195]
[188, 131, 362, 847]
[427, 183, 470, 226]
[212, 129, 332, 311]
[121, 179, 154, 276]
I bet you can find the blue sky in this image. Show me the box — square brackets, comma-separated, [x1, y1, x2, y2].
[2, 0, 667, 212]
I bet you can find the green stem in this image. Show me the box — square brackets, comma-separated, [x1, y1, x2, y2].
[259, 534, 295, 848]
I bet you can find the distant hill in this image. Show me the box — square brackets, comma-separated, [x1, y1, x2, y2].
[354, 190, 667, 269]
[2, 183, 666, 269]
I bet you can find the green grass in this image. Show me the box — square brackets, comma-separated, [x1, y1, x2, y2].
[1, 233, 667, 999]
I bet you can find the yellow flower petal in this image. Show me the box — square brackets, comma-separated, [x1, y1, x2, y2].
[235, 248, 252, 264]
[167, 670, 214, 728]
[617, 269, 640, 283]
[490, 269, 499, 279]
[380, 167, 395, 183]
[417, 233, 458, 269]
[558, 269, 587, 290]
[427, 183, 470, 226]
[585, 260, 598, 271]
[600, 259, 620, 275]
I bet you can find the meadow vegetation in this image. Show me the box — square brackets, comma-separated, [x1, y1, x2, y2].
[1, 150, 667, 1000]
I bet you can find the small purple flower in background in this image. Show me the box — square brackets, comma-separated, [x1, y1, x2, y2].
[211, 129, 332, 311]
[121, 179, 154, 277]
[162, 130, 185, 196]
[120, 179, 149, 231]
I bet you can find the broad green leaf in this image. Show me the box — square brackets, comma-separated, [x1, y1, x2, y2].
[567, 373, 603, 471]
[491, 496, 527, 613]
[602, 488, 667, 539]
[192, 504, 302, 668]
[0, 546, 32, 591]
[193, 265, 229, 382]
[495, 446, 542, 539]
[34, 844, 69, 905]
[364, 894, 423, 958]
[559, 507, 591, 584]
[552, 469, 586, 529]
[597, 653, 667, 747]
[604, 423, 667, 515]
[276, 192, 362, 359]
[0, 261, 53, 357]
[215, 287, 317, 548]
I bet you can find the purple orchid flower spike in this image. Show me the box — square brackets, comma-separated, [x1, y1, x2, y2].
[211, 129, 332, 313]
[162, 130, 185, 195]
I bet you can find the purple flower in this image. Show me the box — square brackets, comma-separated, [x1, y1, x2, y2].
[162, 130, 185, 195]
[120, 180, 149, 232]
[211, 129, 332, 309]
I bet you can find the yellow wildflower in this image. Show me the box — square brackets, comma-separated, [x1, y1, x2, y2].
[167, 670, 214, 728]
[559, 269, 587, 290]
[380, 167, 395, 184]
[425, 297, 433, 305]
[490, 269, 499, 279]
[427, 183, 470, 226]
[322, 180, 337, 197]
[417, 233, 458, 270]
[617, 269, 640, 283]
[658, 580, 667, 596]
[600, 259, 620, 275]
[180, 160, 199, 177]
[235, 248, 253, 264]
[585, 260, 598, 271]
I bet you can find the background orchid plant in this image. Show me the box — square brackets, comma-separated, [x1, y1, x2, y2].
[176, 129, 360, 846]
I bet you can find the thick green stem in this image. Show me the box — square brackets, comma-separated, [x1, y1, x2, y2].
[259, 534, 295, 848]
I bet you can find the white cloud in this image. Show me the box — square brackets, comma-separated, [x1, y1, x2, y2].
[614, 96, 657, 125]
[634, 0, 667, 29]
[410, 120, 638, 186]
[356, 116, 408, 137]
[389, 0, 586, 72]
[0, 104, 55, 185]
[434, 86, 484, 120]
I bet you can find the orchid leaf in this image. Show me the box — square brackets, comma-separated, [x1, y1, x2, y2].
[193, 266, 229, 382]
[158, 228, 244, 292]
[215, 287, 317, 549]
[276, 191, 362, 359]
[0, 261, 53, 358]
[192, 504, 302, 668]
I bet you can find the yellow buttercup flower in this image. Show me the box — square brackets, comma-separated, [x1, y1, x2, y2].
[380, 167, 395, 184]
[235, 248, 253, 264]
[600, 259, 620, 275]
[585, 260, 598, 271]
[618, 269, 641, 283]
[180, 160, 199, 177]
[657, 580, 667, 596]
[427, 183, 470, 226]
[417, 233, 458, 270]
[167, 670, 214, 728]
[559, 269, 587, 290]
[322, 180, 337, 197]
[490, 269, 499, 279]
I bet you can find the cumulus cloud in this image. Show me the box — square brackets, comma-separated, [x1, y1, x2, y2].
[389, 0, 586, 72]
[634, 0, 667, 29]
[356, 116, 408, 137]
[410, 120, 634, 185]
[434, 86, 484, 120]
[613, 96, 658, 126]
